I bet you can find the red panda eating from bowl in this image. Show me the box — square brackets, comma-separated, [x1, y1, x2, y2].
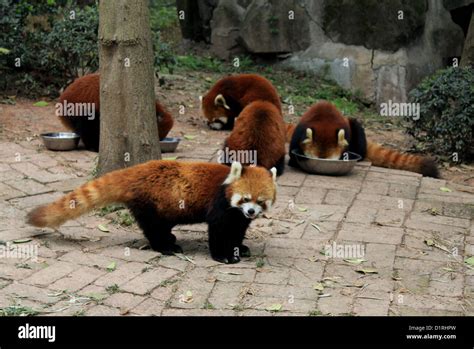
[57, 73, 174, 152]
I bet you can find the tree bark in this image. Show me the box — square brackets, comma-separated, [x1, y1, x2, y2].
[461, 9, 474, 67]
[98, 0, 161, 176]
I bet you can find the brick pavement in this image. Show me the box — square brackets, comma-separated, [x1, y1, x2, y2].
[0, 131, 473, 316]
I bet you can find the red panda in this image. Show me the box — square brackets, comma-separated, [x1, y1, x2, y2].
[26, 161, 277, 264]
[58, 73, 174, 152]
[201, 74, 282, 130]
[223, 101, 286, 175]
[289, 101, 439, 178]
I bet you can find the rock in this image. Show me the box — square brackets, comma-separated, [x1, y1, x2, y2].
[461, 9, 474, 67]
[210, 0, 247, 59]
[239, 0, 311, 53]
[322, 0, 428, 52]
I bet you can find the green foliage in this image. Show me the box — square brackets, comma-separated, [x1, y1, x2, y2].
[149, 0, 178, 74]
[176, 55, 225, 72]
[0, 0, 99, 97]
[407, 67, 474, 162]
[1, 0, 178, 96]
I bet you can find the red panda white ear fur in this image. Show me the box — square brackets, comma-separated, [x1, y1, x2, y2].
[270, 167, 277, 183]
[214, 94, 230, 110]
[302, 128, 313, 144]
[224, 162, 242, 184]
[338, 129, 349, 147]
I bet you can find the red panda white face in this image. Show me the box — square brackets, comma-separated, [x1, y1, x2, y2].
[201, 94, 231, 130]
[224, 163, 277, 220]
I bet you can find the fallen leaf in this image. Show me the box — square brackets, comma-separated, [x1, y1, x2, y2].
[184, 135, 196, 140]
[442, 267, 455, 272]
[424, 239, 435, 246]
[13, 239, 32, 244]
[439, 187, 452, 193]
[33, 101, 49, 107]
[297, 207, 308, 212]
[317, 293, 332, 298]
[266, 303, 282, 312]
[313, 283, 324, 291]
[343, 258, 366, 265]
[310, 223, 321, 232]
[163, 156, 178, 161]
[465, 256, 474, 266]
[106, 262, 116, 272]
[356, 268, 378, 275]
[97, 224, 110, 233]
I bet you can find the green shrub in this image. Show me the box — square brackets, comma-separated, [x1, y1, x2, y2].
[0, 0, 99, 97]
[1, 0, 177, 96]
[407, 67, 474, 162]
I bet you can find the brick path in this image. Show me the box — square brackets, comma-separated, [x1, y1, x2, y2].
[0, 130, 473, 316]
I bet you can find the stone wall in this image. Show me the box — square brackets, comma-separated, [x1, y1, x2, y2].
[180, 0, 468, 107]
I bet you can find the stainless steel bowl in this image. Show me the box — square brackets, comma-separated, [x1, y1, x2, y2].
[291, 149, 362, 176]
[40, 132, 80, 151]
[160, 137, 181, 153]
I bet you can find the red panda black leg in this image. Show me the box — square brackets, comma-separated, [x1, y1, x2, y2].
[206, 187, 251, 264]
[129, 204, 182, 255]
[275, 155, 286, 176]
[65, 114, 100, 152]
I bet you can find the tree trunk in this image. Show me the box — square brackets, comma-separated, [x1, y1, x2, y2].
[461, 9, 474, 67]
[98, 0, 161, 176]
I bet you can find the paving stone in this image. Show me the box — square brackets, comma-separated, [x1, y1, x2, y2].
[254, 266, 290, 284]
[131, 297, 164, 316]
[22, 261, 77, 287]
[324, 189, 356, 205]
[94, 262, 146, 286]
[207, 281, 246, 309]
[294, 187, 327, 204]
[338, 223, 404, 245]
[49, 266, 106, 292]
[5, 179, 51, 196]
[103, 292, 145, 309]
[85, 305, 122, 316]
[161, 308, 235, 316]
[121, 267, 180, 295]
[170, 268, 216, 309]
[0, 282, 59, 304]
[97, 246, 160, 263]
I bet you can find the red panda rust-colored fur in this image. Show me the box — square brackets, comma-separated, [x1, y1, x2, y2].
[224, 101, 286, 175]
[288, 101, 439, 178]
[201, 74, 282, 130]
[58, 73, 173, 151]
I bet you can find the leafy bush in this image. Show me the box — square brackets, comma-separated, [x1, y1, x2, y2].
[407, 67, 474, 162]
[0, 0, 99, 97]
[1, 0, 178, 96]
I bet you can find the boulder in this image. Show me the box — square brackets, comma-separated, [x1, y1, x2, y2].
[239, 0, 311, 53]
[210, 0, 247, 59]
[322, 0, 428, 52]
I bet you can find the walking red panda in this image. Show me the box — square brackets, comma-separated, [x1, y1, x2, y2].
[223, 101, 286, 175]
[26, 161, 277, 264]
[201, 74, 282, 130]
[289, 101, 439, 178]
[57, 73, 174, 152]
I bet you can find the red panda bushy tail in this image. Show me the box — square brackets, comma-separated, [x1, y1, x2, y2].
[27, 168, 134, 228]
[366, 142, 439, 178]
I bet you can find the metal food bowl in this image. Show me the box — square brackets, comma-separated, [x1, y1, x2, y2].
[40, 132, 80, 151]
[291, 149, 362, 176]
[160, 137, 181, 153]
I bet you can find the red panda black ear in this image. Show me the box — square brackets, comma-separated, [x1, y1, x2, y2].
[224, 162, 242, 184]
[214, 94, 230, 110]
